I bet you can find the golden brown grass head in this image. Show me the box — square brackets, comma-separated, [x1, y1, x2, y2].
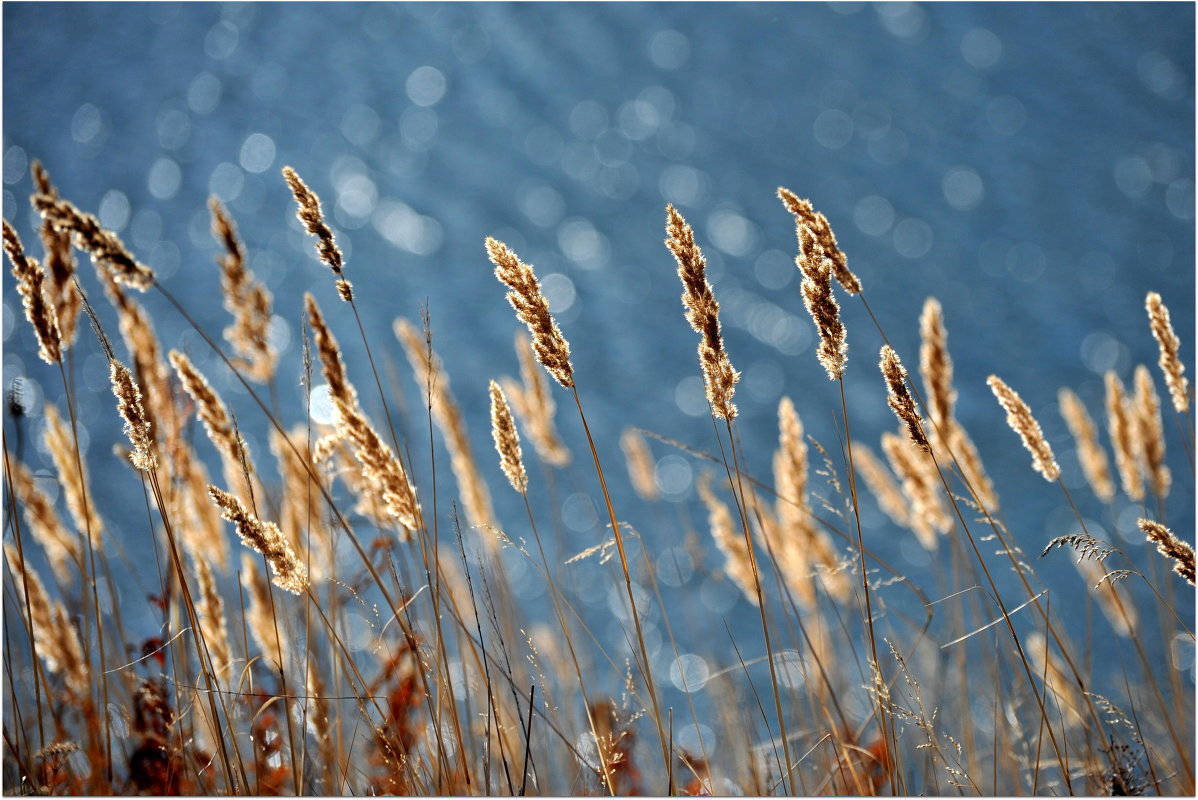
[4, 219, 62, 364]
[797, 224, 847, 380]
[987, 375, 1059, 481]
[332, 397, 421, 535]
[283, 166, 349, 299]
[305, 292, 358, 409]
[776, 187, 861, 294]
[1145, 291, 1188, 413]
[696, 472, 758, 606]
[485, 236, 574, 388]
[208, 486, 308, 594]
[880, 345, 929, 452]
[210, 197, 277, 382]
[1138, 518, 1195, 585]
[42, 404, 103, 546]
[1058, 387, 1116, 504]
[665, 203, 740, 418]
[620, 427, 659, 502]
[31, 163, 82, 349]
[32, 192, 153, 290]
[1133, 364, 1171, 500]
[6, 459, 80, 585]
[503, 331, 570, 466]
[109, 358, 156, 470]
[918, 297, 954, 433]
[880, 430, 946, 550]
[1104, 371, 1144, 503]
[193, 554, 232, 682]
[489, 379, 527, 494]
[4, 543, 88, 696]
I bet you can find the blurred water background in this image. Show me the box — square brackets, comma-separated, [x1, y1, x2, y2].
[3, 1, 1194, 749]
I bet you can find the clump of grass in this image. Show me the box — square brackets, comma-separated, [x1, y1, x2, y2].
[2, 156, 1192, 798]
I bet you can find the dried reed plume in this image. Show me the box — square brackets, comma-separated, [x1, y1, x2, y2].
[31, 162, 81, 348]
[5, 543, 88, 696]
[395, 317, 494, 535]
[240, 553, 289, 671]
[4, 219, 62, 364]
[987, 375, 1059, 481]
[32, 192, 153, 290]
[1145, 291, 1188, 413]
[43, 404, 103, 546]
[1058, 388, 1116, 504]
[620, 428, 659, 502]
[208, 486, 307, 594]
[193, 554, 233, 681]
[1104, 371, 1143, 503]
[283, 166, 351, 301]
[305, 293, 358, 409]
[797, 224, 847, 380]
[696, 473, 757, 605]
[665, 204, 740, 418]
[109, 358, 156, 470]
[502, 331, 570, 466]
[6, 460, 80, 585]
[272, 426, 331, 582]
[1138, 519, 1195, 585]
[485, 237, 574, 388]
[211, 198, 277, 382]
[489, 380, 527, 494]
[854, 443, 910, 530]
[777, 187, 861, 294]
[881, 431, 947, 550]
[881, 346, 929, 452]
[1134, 365, 1171, 500]
[919, 297, 955, 434]
[947, 419, 1000, 511]
[333, 398, 421, 535]
[174, 440, 230, 571]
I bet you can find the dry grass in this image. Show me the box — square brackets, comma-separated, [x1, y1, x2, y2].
[2, 159, 1192, 798]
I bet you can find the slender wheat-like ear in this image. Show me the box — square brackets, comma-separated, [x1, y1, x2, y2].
[240, 553, 289, 672]
[305, 292, 358, 409]
[1104, 371, 1143, 503]
[777, 187, 861, 294]
[1133, 365, 1170, 500]
[4, 219, 62, 364]
[30, 161, 81, 348]
[4, 543, 88, 696]
[665, 203, 740, 418]
[110, 358, 156, 471]
[1139, 518, 1195, 585]
[489, 380, 527, 494]
[696, 472, 757, 606]
[987, 375, 1059, 481]
[505, 330, 570, 466]
[32, 193, 153, 290]
[1145, 291, 1188, 413]
[193, 554, 232, 682]
[1058, 388, 1115, 504]
[919, 297, 955, 435]
[620, 428, 659, 502]
[6, 459, 80, 585]
[485, 236, 574, 388]
[208, 486, 307, 594]
[881, 346, 929, 452]
[283, 166, 352, 301]
[43, 404, 103, 547]
[211, 197, 276, 382]
[797, 223, 847, 380]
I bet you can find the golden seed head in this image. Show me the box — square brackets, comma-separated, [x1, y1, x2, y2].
[489, 379, 527, 494]
[1145, 291, 1188, 413]
[987, 375, 1059, 482]
[881, 346, 929, 452]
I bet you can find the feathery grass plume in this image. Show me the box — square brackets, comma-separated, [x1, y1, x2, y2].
[6, 460, 80, 585]
[1145, 291, 1189, 413]
[696, 472, 758, 605]
[1138, 519, 1195, 585]
[208, 486, 307, 594]
[174, 440, 230, 571]
[1104, 371, 1144, 502]
[1073, 555, 1136, 638]
[395, 317, 494, 535]
[485, 236, 574, 388]
[777, 187, 861, 294]
[169, 349, 258, 505]
[282, 166, 352, 301]
[211, 198, 277, 382]
[796, 223, 848, 380]
[853, 443, 910, 530]
[43, 404, 103, 547]
[110, 358, 156, 470]
[620, 428, 659, 502]
[240, 553, 289, 672]
[947, 419, 1000, 511]
[4, 543, 88, 696]
[987, 375, 1060, 481]
[665, 203, 740, 418]
[1133, 365, 1171, 500]
[305, 659, 335, 774]
[32, 192, 153, 290]
[305, 293, 358, 409]
[881, 431, 946, 550]
[193, 554, 232, 681]
[1025, 632, 1086, 730]
[31, 162, 81, 348]
[503, 330, 570, 466]
[769, 398, 824, 606]
[918, 297, 956, 434]
[881, 346, 929, 452]
[271, 426, 331, 582]
[333, 398, 420, 535]
[489, 380, 527, 494]
[4, 219, 62, 364]
[1058, 388, 1116, 504]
